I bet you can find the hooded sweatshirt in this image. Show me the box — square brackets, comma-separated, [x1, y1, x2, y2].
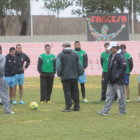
[56, 48, 83, 81]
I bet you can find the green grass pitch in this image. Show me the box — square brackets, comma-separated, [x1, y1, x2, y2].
[0, 75, 140, 140]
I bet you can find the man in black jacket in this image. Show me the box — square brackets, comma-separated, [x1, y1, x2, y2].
[97, 42, 127, 116]
[5, 47, 16, 104]
[14, 44, 30, 105]
[56, 41, 83, 112]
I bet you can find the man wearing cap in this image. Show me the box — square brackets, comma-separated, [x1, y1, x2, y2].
[0, 45, 14, 114]
[97, 42, 127, 116]
[56, 41, 83, 112]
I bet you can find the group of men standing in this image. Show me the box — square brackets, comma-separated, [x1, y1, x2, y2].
[100, 42, 134, 103]
[0, 41, 138, 115]
[98, 41, 134, 116]
[36, 40, 137, 114]
[0, 44, 30, 114]
[0, 41, 88, 114]
[37, 41, 89, 112]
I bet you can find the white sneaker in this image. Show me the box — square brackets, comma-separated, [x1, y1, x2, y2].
[82, 98, 89, 103]
[126, 98, 130, 103]
[5, 111, 15, 114]
[138, 99, 140, 102]
[10, 111, 15, 114]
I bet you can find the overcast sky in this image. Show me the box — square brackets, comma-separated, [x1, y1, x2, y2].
[31, 0, 78, 17]
[31, 0, 140, 21]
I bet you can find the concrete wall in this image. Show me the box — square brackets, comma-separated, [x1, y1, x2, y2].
[0, 34, 140, 43]
[129, 34, 140, 41]
[1, 41, 140, 77]
[0, 35, 87, 43]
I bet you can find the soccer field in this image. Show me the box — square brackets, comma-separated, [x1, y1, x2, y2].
[0, 75, 139, 140]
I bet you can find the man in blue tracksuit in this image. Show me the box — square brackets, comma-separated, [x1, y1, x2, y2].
[13, 44, 30, 105]
[97, 42, 127, 116]
[4, 47, 17, 104]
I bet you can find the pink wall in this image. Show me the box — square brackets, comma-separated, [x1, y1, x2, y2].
[1, 41, 140, 77]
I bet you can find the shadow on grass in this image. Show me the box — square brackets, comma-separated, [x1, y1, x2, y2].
[87, 100, 140, 105]
[80, 101, 105, 105]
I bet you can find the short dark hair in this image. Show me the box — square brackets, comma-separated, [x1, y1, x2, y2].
[120, 44, 126, 50]
[112, 46, 120, 50]
[104, 42, 109, 47]
[16, 44, 21, 48]
[62, 44, 71, 48]
[65, 44, 70, 47]
[0, 45, 2, 50]
[45, 44, 50, 48]
[9, 47, 15, 52]
[74, 41, 80, 44]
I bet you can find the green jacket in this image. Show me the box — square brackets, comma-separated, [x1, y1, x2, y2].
[74, 49, 88, 69]
[56, 48, 83, 81]
[100, 51, 111, 72]
[37, 53, 56, 75]
[124, 52, 133, 74]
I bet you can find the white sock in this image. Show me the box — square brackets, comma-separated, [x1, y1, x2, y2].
[138, 97, 140, 100]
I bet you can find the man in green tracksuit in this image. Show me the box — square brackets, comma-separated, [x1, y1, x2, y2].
[74, 41, 88, 103]
[120, 44, 133, 102]
[100, 42, 111, 101]
[37, 44, 56, 103]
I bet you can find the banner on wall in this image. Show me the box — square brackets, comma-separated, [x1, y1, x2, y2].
[87, 13, 129, 41]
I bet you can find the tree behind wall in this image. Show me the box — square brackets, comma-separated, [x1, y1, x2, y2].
[72, 0, 140, 33]
[18, 0, 31, 35]
[72, 0, 127, 16]
[0, 0, 31, 36]
[0, 0, 10, 35]
[44, 0, 74, 17]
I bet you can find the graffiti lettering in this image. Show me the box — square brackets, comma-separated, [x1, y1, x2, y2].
[91, 16, 127, 23]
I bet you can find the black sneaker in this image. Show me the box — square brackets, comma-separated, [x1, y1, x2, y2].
[118, 112, 126, 116]
[62, 108, 71, 112]
[72, 108, 80, 111]
[10, 100, 12, 104]
[100, 98, 106, 102]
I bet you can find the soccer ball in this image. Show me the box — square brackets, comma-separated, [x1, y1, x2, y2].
[29, 102, 39, 110]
